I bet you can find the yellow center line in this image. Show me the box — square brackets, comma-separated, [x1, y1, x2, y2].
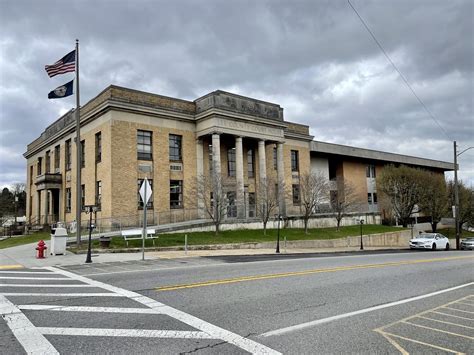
[0, 264, 24, 270]
[155, 255, 474, 292]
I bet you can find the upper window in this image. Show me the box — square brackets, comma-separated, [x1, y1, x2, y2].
[37, 157, 42, 175]
[54, 145, 60, 170]
[45, 151, 51, 173]
[65, 139, 72, 171]
[29, 166, 33, 185]
[95, 132, 102, 163]
[247, 149, 254, 178]
[170, 180, 183, 209]
[169, 134, 182, 161]
[137, 130, 152, 160]
[227, 148, 236, 177]
[291, 150, 299, 172]
[366, 164, 376, 178]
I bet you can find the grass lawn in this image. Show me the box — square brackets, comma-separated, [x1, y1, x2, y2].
[437, 228, 474, 239]
[0, 232, 51, 250]
[70, 224, 406, 251]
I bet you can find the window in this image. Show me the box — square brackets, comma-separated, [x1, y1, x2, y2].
[65, 188, 71, 213]
[368, 193, 378, 204]
[54, 145, 60, 170]
[291, 150, 299, 172]
[373, 193, 378, 204]
[80, 140, 85, 168]
[65, 139, 71, 170]
[247, 149, 254, 178]
[137, 179, 153, 208]
[81, 185, 85, 211]
[45, 151, 50, 173]
[248, 192, 256, 217]
[137, 130, 152, 160]
[95, 181, 102, 210]
[169, 134, 182, 161]
[292, 184, 301, 205]
[366, 164, 376, 178]
[37, 157, 42, 175]
[368, 193, 373, 204]
[170, 180, 183, 209]
[227, 148, 236, 177]
[273, 147, 277, 170]
[227, 191, 237, 218]
[95, 132, 102, 163]
[29, 166, 33, 185]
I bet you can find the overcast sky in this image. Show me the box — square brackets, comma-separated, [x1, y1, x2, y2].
[0, 0, 473, 188]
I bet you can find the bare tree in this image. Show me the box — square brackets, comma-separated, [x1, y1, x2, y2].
[11, 182, 26, 217]
[195, 172, 228, 235]
[419, 173, 448, 232]
[299, 172, 330, 234]
[256, 177, 279, 235]
[330, 178, 358, 231]
[377, 165, 424, 227]
[447, 180, 474, 233]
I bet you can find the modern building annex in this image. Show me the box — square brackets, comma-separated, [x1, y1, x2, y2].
[24, 85, 453, 230]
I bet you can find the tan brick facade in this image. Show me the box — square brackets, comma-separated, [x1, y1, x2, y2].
[24, 85, 451, 229]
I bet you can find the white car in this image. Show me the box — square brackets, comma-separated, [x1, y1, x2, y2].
[409, 233, 450, 251]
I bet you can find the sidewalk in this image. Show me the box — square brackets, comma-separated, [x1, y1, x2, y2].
[0, 241, 408, 269]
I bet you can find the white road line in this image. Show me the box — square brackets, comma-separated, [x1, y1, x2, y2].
[260, 282, 474, 338]
[0, 271, 54, 274]
[0, 284, 94, 288]
[18, 305, 164, 314]
[46, 266, 281, 355]
[0, 295, 59, 355]
[0, 292, 122, 297]
[38, 327, 216, 339]
[0, 276, 68, 280]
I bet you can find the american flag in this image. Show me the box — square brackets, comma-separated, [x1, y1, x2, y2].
[45, 50, 76, 78]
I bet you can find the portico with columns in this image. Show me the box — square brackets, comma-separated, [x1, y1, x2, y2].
[193, 90, 312, 220]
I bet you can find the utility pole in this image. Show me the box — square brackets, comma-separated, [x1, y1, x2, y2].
[453, 142, 474, 250]
[454, 141, 460, 250]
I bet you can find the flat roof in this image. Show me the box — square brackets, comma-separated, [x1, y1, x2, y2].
[310, 140, 454, 171]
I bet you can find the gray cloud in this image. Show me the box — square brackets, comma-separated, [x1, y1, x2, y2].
[0, 0, 472, 187]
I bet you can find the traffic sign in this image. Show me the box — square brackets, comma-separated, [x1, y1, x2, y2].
[139, 178, 152, 205]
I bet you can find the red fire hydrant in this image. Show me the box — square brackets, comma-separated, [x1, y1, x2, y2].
[36, 240, 47, 259]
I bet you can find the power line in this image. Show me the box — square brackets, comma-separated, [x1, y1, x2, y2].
[347, 0, 452, 141]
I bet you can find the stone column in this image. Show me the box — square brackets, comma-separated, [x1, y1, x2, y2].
[43, 189, 49, 225]
[258, 140, 267, 218]
[196, 138, 205, 219]
[258, 140, 267, 184]
[36, 191, 41, 224]
[277, 142, 286, 216]
[211, 133, 221, 177]
[235, 136, 245, 219]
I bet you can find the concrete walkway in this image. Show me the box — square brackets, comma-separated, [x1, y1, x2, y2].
[0, 240, 409, 269]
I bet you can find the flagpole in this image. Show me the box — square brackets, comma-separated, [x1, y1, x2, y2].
[75, 39, 82, 245]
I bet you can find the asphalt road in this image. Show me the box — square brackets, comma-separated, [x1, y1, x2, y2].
[1, 250, 473, 354]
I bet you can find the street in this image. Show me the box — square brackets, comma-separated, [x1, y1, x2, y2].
[1, 250, 473, 354]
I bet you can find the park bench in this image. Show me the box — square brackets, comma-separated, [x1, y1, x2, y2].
[121, 228, 158, 247]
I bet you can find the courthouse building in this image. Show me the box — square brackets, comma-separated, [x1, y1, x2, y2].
[24, 85, 453, 228]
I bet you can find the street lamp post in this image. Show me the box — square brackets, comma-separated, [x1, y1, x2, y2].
[276, 214, 281, 254]
[453, 142, 474, 250]
[84, 205, 96, 263]
[360, 219, 364, 250]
